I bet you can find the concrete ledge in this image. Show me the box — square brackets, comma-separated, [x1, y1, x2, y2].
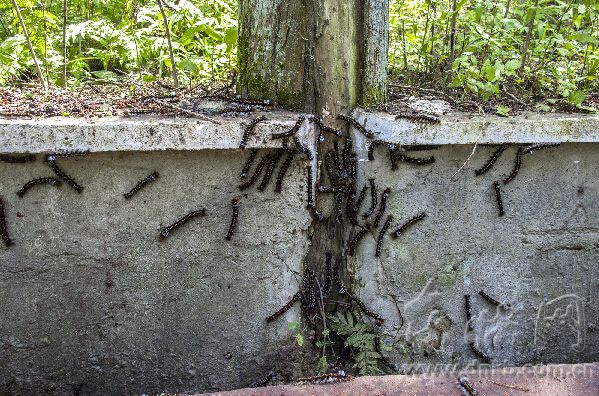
[0, 110, 314, 153]
[354, 108, 599, 144]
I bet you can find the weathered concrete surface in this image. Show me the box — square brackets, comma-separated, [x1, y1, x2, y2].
[201, 362, 599, 395]
[1, 112, 599, 395]
[354, 108, 599, 144]
[0, 110, 315, 153]
[0, 149, 310, 394]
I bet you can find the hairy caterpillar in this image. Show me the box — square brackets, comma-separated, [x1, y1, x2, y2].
[47, 161, 84, 193]
[458, 376, 479, 396]
[375, 215, 393, 257]
[225, 198, 239, 240]
[334, 193, 344, 223]
[271, 115, 305, 139]
[503, 147, 523, 185]
[323, 252, 333, 298]
[372, 188, 391, 229]
[46, 149, 89, 161]
[0, 154, 36, 163]
[274, 151, 295, 193]
[474, 145, 507, 176]
[17, 177, 61, 198]
[345, 185, 359, 226]
[337, 114, 374, 139]
[367, 140, 396, 161]
[389, 146, 399, 170]
[249, 372, 274, 388]
[266, 292, 301, 322]
[396, 153, 435, 165]
[390, 212, 426, 239]
[313, 115, 344, 139]
[332, 141, 345, 177]
[478, 290, 510, 308]
[402, 145, 440, 151]
[239, 115, 267, 149]
[293, 135, 313, 160]
[240, 149, 258, 179]
[295, 373, 353, 386]
[353, 184, 368, 215]
[469, 342, 492, 363]
[524, 143, 560, 155]
[493, 181, 504, 217]
[257, 149, 284, 191]
[363, 178, 377, 218]
[465, 294, 474, 331]
[239, 153, 272, 191]
[159, 209, 206, 240]
[341, 138, 354, 173]
[346, 228, 368, 257]
[347, 290, 384, 325]
[0, 197, 14, 247]
[124, 171, 158, 199]
[395, 112, 439, 123]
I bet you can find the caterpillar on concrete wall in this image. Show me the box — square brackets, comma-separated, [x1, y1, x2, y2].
[503, 147, 523, 185]
[346, 228, 368, 257]
[469, 342, 492, 363]
[465, 294, 474, 331]
[240, 149, 258, 179]
[375, 215, 393, 257]
[493, 181, 504, 217]
[0, 197, 14, 247]
[17, 177, 62, 198]
[225, 198, 239, 240]
[0, 154, 36, 163]
[47, 161, 84, 193]
[271, 115, 305, 139]
[372, 188, 391, 228]
[266, 292, 301, 322]
[337, 114, 374, 138]
[159, 209, 206, 240]
[474, 145, 507, 176]
[391, 212, 426, 239]
[274, 151, 295, 193]
[124, 171, 159, 199]
[239, 153, 272, 191]
[239, 116, 267, 150]
[257, 149, 284, 191]
[363, 178, 377, 218]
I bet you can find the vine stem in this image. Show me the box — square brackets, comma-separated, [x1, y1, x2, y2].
[156, 0, 179, 89]
[11, 0, 47, 89]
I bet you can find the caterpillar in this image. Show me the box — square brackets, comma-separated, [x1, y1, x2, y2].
[47, 161, 84, 193]
[313, 116, 344, 138]
[257, 149, 284, 191]
[348, 290, 384, 325]
[345, 185, 359, 226]
[159, 209, 206, 240]
[524, 142, 560, 155]
[337, 114, 374, 139]
[274, 151, 295, 193]
[293, 135, 313, 160]
[469, 342, 492, 363]
[46, 149, 89, 161]
[395, 112, 439, 123]
[239, 153, 272, 191]
[396, 153, 435, 165]
[240, 149, 258, 179]
[493, 181, 504, 217]
[478, 290, 510, 308]
[503, 147, 523, 185]
[266, 292, 301, 322]
[346, 228, 368, 257]
[474, 145, 508, 176]
[0, 197, 14, 247]
[458, 376, 479, 396]
[239, 115, 267, 149]
[465, 294, 474, 331]
[334, 193, 344, 223]
[306, 165, 315, 208]
[17, 177, 62, 198]
[372, 188, 391, 229]
[375, 215, 393, 257]
[225, 198, 239, 240]
[368, 140, 396, 161]
[375, 337, 398, 372]
[363, 178, 377, 218]
[390, 212, 426, 239]
[389, 146, 399, 170]
[124, 171, 158, 199]
[249, 372, 274, 388]
[402, 145, 440, 151]
[0, 154, 36, 163]
[295, 373, 353, 386]
[341, 138, 353, 173]
[353, 184, 368, 215]
[323, 252, 333, 298]
[271, 115, 305, 139]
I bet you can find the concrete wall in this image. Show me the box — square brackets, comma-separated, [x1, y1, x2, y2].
[1, 111, 598, 394]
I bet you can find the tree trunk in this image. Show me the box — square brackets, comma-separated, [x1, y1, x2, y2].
[238, 0, 389, 356]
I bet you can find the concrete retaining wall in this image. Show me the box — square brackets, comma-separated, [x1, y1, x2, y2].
[0, 110, 598, 395]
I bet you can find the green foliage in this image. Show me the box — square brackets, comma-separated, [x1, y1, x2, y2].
[0, 0, 237, 86]
[390, 0, 599, 103]
[288, 320, 304, 347]
[330, 311, 381, 375]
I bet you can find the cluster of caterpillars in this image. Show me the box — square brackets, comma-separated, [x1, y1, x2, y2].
[464, 290, 511, 363]
[474, 143, 560, 217]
